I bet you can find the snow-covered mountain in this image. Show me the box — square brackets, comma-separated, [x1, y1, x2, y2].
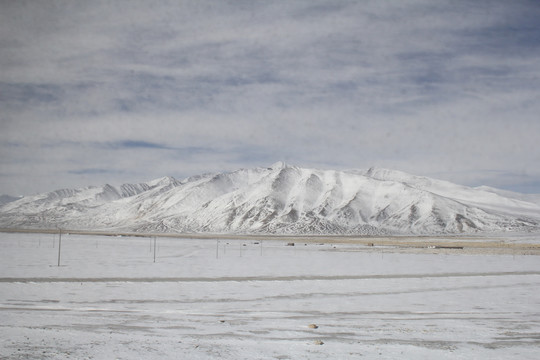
[1, 163, 539, 235]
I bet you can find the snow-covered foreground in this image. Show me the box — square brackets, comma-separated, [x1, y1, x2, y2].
[1, 232, 539, 359]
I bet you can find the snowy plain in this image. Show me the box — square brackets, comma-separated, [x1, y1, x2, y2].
[1, 232, 540, 359]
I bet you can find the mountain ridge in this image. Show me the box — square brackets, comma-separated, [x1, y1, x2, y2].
[1, 164, 539, 235]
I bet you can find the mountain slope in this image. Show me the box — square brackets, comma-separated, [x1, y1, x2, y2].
[1, 163, 539, 234]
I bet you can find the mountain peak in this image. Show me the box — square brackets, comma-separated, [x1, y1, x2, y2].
[147, 176, 178, 187]
[269, 161, 287, 169]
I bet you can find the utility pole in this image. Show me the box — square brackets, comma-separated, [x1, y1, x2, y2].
[153, 236, 157, 263]
[57, 228, 62, 267]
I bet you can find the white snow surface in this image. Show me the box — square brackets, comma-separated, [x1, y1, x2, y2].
[1, 232, 540, 359]
[1, 164, 539, 234]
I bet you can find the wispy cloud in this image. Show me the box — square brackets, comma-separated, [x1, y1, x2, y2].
[1, 0, 540, 194]
[108, 140, 171, 150]
[67, 168, 119, 176]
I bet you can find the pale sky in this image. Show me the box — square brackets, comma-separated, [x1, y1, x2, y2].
[1, 0, 539, 195]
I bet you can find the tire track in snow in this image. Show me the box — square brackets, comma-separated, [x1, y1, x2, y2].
[1, 271, 539, 283]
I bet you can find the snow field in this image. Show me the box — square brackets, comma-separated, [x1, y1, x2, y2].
[1, 232, 540, 359]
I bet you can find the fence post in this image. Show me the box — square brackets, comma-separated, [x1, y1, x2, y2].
[153, 236, 157, 263]
[57, 228, 62, 266]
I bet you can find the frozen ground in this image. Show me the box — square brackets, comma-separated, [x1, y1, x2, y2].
[1, 232, 539, 359]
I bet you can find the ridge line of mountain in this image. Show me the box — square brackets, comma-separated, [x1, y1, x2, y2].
[1, 165, 539, 235]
